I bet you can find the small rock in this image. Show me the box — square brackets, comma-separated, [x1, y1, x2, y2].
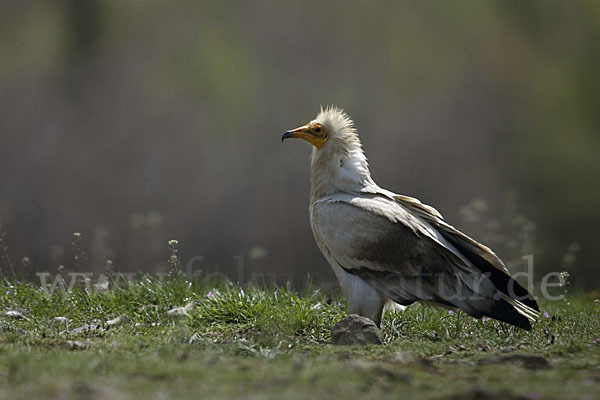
[68, 324, 105, 335]
[106, 316, 124, 326]
[331, 314, 382, 345]
[53, 316, 69, 323]
[167, 307, 187, 316]
[4, 310, 25, 319]
[167, 302, 196, 317]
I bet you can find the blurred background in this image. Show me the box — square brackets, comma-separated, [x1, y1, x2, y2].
[0, 1, 598, 291]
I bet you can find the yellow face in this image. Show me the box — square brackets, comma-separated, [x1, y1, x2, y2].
[281, 122, 329, 149]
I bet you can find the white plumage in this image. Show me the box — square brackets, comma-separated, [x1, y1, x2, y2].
[282, 107, 538, 329]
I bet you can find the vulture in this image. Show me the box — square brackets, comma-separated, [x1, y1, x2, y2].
[282, 106, 539, 329]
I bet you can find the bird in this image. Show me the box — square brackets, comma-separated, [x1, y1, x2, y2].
[282, 106, 539, 330]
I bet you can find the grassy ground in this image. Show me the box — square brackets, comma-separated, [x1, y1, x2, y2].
[1, 277, 599, 400]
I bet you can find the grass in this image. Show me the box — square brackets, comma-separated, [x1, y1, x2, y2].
[1, 276, 599, 400]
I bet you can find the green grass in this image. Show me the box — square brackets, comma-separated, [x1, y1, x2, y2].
[1, 276, 599, 399]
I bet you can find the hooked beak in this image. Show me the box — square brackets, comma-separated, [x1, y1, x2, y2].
[281, 125, 309, 143]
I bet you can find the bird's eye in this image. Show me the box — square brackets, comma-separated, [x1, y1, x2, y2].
[314, 127, 322, 133]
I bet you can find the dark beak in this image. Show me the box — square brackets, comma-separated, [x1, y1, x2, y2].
[281, 131, 296, 142]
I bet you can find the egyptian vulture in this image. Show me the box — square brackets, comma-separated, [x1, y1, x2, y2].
[282, 107, 539, 330]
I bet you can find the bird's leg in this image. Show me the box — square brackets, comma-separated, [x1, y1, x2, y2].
[342, 273, 386, 327]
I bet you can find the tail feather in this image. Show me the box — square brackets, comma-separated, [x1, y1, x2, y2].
[487, 297, 533, 330]
[501, 294, 539, 322]
[440, 229, 540, 312]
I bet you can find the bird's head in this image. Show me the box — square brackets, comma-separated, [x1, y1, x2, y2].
[281, 106, 356, 150]
[281, 121, 329, 149]
[282, 107, 375, 197]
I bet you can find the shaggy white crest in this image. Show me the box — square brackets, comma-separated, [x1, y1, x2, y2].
[309, 107, 376, 199]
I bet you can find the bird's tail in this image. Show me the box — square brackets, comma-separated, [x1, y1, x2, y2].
[487, 293, 539, 330]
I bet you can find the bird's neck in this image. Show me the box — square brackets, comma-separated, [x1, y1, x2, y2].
[309, 139, 375, 200]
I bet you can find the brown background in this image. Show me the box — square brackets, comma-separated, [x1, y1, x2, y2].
[1, 1, 598, 290]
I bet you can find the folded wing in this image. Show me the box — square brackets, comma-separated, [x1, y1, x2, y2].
[311, 192, 539, 330]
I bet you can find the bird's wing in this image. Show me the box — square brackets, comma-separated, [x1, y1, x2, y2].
[312, 192, 538, 329]
[393, 193, 506, 271]
[389, 193, 539, 312]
